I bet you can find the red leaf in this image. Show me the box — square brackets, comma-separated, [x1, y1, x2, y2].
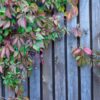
[18, 17, 27, 28]
[83, 48, 92, 55]
[17, 40, 21, 49]
[3, 21, 10, 29]
[0, 66, 3, 73]
[71, 0, 78, 5]
[1, 47, 6, 58]
[13, 38, 18, 45]
[5, 47, 10, 58]
[0, 21, 5, 28]
[42, 0, 45, 3]
[8, 45, 14, 52]
[5, 0, 12, 5]
[72, 48, 81, 55]
[72, 26, 82, 37]
[67, 11, 72, 21]
[72, 6, 78, 16]
[6, 9, 12, 18]
[20, 38, 24, 44]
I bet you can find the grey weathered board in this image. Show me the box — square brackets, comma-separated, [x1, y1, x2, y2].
[0, 0, 100, 100]
[92, 0, 100, 100]
[79, 0, 91, 100]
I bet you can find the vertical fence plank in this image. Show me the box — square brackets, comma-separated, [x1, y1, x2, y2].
[5, 87, 15, 99]
[79, 0, 91, 100]
[22, 80, 28, 97]
[67, 16, 78, 100]
[54, 14, 66, 100]
[30, 53, 40, 100]
[43, 44, 53, 100]
[92, 0, 100, 100]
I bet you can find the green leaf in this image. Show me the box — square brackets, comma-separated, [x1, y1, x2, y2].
[0, 7, 6, 14]
[76, 56, 81, 61]
[45, 32, 58, 40]
[20, 45, 27, 55]
[33, 40, 44, 52]
[35, 28, 41, 32]
[0, 35, 3, 42]
[36, 33, 44, 40]
[26, 26, 32, 32]
[3, 30, 9, 37]
[33, 44, 40, 52]
[27, 66, 32, 71]
[18, 27, 25, 33]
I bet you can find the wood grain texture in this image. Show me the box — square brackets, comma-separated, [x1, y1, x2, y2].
[22, 80, 28, 97]
[79, 0, 91, 100]
[54, 14, 66, 100]
[43, 44, 53, 100]
[67, 17, 78, 100]
[5, 87, 15, 99]
[92, 0, 100, 100]
[30, 54, 40, 100]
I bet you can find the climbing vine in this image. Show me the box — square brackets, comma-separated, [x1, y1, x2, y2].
[0, 0, 97, 99]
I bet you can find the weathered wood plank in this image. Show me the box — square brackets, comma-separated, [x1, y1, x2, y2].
[92, 0, 100, 100]
[67, 16, 78, 100]
[30, 53, 40, 100]
[22, 79, 28, 97]
[54, 14, 66, 100]
[43, 44, 53, 100]
[79, 0, 91, 100]
[5, 87, 15, 99]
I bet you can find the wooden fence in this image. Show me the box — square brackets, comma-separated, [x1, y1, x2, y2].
[0, 0, 100, 100]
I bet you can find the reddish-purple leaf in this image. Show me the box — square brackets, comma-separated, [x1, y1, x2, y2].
[5, 0, 12, 5]
[20, 38, 24, 44]
[1, 47, 6, 58]
[18, 17, 27, 28]
[42, 0, 45, 3]
[17, 40, 21, 49]
[72, 48, 81, 55]
[83, 48, 92, 55]
[0, 21, 5, 28]
[8, 45, 14, 52]
[72, 6, 78, 16]
[3, 21, 10, 29]
[5, 47, 10, 58]
[13, 38, 18, 45]
[71, 0, 78, 5]
[67, 11, 72, 21]
[0, 66, 3, 73]
[72, 26, 82, 37]
[6, 9, 12, 18]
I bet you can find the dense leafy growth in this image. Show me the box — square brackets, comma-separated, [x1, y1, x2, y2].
[0, 0, 79, 99]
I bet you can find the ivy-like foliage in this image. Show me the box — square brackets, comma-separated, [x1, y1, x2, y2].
[0, 0, 79, 99]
